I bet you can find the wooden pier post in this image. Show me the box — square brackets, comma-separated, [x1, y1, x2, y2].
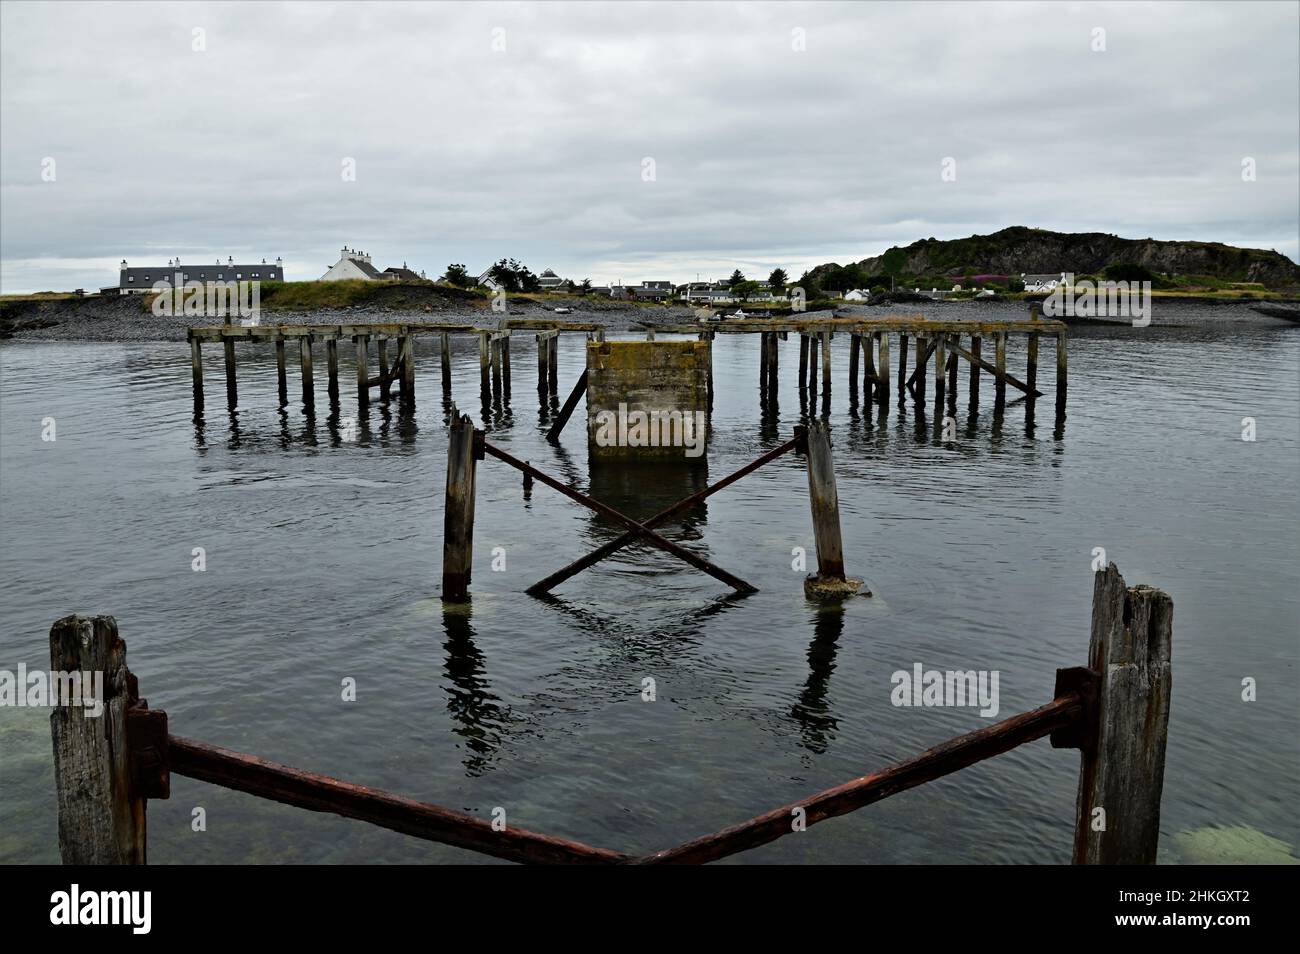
[848, 333, 860, 396]
[766, 331, 778, 395]
[802, 422, 865, 599]
[1027, 331, 1039, 397]
[913, 335, 927, 399]
[969, 335, 981, 409]
[1056, 331, 1068, 415]
[862, 331, 877, 405]
[933, 333, 946, 406]
[49, 615, 151, 864]
[994, 332, 1007, 407]
[478, 331, 490, 393]
[807, 334, 818, 395]
[799, 334, 809, 389]
[897, 333, 908, 396]
[548, 332, 559, 393]
[300, 334, 315, 407]
[440, 332, 451, 392]
[537, 332, 549, 392]
[1071, 564, 1173, 864]
[275, 335, 287, 405]
[223, 335, 237, 407]
[876, 331, 890, 409]
[401, 333, 416, 407]
[820, 331, 832, 398]
[946, 335, 958, 405]
[377, 337, 391, 404]
[354, 334, 369, 409]
[490, 334, 502, 394]
[327, 337, 339, 403]
[190, 337, 204, 402]
[646, 326, 656, 341]
[442, 412, 480, 603]
[501, 332, 511, 392]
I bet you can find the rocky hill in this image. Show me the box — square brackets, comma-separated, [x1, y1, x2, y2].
[810, 227, 1300, 288]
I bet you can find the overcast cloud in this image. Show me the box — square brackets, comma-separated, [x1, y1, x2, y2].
[1, 0, 1297, 293]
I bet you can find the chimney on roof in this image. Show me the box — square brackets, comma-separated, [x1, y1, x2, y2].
[120, 259, 127, 269]
[228, 256, 234, 266]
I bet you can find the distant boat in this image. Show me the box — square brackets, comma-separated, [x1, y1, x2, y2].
[554, 307, 572, 314]
[1250, 304, 1300, 324]
[728, 309, 748, 319]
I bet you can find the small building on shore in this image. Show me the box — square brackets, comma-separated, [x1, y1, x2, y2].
[115, 255, 283, 294]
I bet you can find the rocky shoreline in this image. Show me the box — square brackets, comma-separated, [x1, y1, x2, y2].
[0, 292, 700, 342]
[2, 288, 1296, 343]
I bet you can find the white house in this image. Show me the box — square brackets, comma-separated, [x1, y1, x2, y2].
[321, 247, 386, 281]
[844, 289, 872, 301]
[1021, 272, 1066, 292]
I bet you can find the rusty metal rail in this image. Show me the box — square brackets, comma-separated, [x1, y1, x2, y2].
[526, 430, 806, 595]
[482, 438, 759, 594]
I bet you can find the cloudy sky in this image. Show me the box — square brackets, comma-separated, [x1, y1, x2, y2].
[1, 0, 1296, 293]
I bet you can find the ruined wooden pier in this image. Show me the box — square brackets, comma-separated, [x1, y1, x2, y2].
[638, 310, 1068, 420]
[187, 319, 603, 412]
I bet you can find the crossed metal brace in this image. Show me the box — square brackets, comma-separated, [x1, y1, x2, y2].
[479, 427, 807, 596]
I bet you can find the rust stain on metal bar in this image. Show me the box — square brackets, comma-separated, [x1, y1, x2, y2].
[528, 434, 801, 595]
[482, 440, 757, 594]
[633, 693, 1084, 865]
[168, 735, 627, 865]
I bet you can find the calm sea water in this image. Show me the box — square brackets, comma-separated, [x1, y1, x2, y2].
[2, 302, 1297, 864]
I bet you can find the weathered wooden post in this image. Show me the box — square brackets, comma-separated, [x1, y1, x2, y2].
[1056, 331, 1068, 416]
[807, 334, 818, 394]
[646, 326, 656, 341]
[537, 332, 549, 392]
[189, 336, 204, 402]
[766, 331, 778, 395]
[501, 332, 511, 393]
[801, 421, 866, 599]
[799, 334, 809, 389]
[300, 334, 315, 407]
[49, 615, 168, 864]
[442, 411, 480, 603]
[933, 333, 946, 406]
[897, 333, 909, 396]
[271, 334, 286, 404]
[548, 332, 559, 393]
[1070, 564, 1173, 864]
[862, 331, 877, 406]
[876, 331, 890, 409]
[355, 334, 369, 409]
[223, 334, 237, 407]
[913, 335, 928, 399]
[820, 331, 832, 398]
[946, 334, 958, 404]
[377, 337, 392, 404]
[1027, 331, 1039, 397]
[478, 331, 490, 393]
[490, 334, 502, 394]
[440, 332, 451, 392]
[994, 332, 1007, 407]
[401, 333, 416, 407]
[848, 333, 860, 396]
[327, 336, 340, 403]
[969, 335, 981, 409]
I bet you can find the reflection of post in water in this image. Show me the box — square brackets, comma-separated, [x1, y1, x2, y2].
[789, 605, 844, 754]
[192, 405, 207, 450]
[441, 608, 508, 777]
[225, 408, 243, 450]
[586, 459, 711, 546]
